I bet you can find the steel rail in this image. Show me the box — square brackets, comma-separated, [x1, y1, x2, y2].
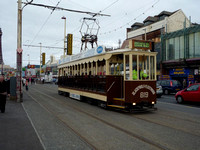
[24, 89, 97, 150]
[30, 85, 171, 150]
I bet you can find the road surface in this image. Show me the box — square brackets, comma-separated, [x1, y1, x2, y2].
[22, 84, 200, 150]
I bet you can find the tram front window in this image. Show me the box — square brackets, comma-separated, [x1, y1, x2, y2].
[124, 54, 156, 81]
[125, 55, 129, 80]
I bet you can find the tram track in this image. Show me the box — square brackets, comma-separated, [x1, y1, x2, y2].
[41, 84, 200, 129]
[28, 85, 171, 150]
[28, 84, 200, 150]
[24, 89, 97, 150]
[130, 114, 200, 137]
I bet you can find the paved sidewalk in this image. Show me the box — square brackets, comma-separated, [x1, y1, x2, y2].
[0, 100, 44, 150]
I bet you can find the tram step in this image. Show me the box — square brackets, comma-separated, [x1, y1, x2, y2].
[113, 98, 125, 101]
[107, 105, 125, 109]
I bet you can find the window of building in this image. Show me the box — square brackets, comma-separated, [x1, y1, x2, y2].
[168, 38, 175, 60]
[195, 32, 200, 58]
[175, 37, 180, 59]
[165, 39, 169, 61]
[144, 21, 153, 26]
[189, 33, 195, 58]
[180, 36, 184, 58]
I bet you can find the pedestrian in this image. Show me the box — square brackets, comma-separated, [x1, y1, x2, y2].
[189, 80, 192, 86]
[25, 79, 29, 91]
[0, 74, 9, 113]
[22, 78, 25, 87]
[183, 79, 187, 89]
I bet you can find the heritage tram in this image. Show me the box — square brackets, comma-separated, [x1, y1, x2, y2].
[58, 40, 157, 111]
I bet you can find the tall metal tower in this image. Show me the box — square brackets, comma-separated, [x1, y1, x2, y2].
[0, 28, 3, 74]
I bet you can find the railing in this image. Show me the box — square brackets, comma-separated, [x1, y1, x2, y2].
[107, 81, 115, 92]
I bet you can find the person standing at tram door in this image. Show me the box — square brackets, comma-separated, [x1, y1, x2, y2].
[0, 74, 9, 113]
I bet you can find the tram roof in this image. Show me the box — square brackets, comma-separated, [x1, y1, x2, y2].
[58, 47, 157, 68]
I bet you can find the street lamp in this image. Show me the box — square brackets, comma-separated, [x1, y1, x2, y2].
[39, 43, 42, 78]
[27, 54, 30, 65]
[61, 16, 66, 57]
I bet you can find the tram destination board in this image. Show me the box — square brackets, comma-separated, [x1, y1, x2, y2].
[130, 40, 152, 50]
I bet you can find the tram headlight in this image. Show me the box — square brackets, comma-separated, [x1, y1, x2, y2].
[152, 101, 155, 104]
[132, 103, 136, 106]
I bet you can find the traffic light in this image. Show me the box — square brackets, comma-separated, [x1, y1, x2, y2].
[42, 53, 45, 65]
[67, 34, 73, 55]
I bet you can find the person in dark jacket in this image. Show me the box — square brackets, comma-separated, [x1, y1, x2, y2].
[0, 74, 9, 113]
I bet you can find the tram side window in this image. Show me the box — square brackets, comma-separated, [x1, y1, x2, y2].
[150, 56, 156, 80]
[125, 55, 129, 80]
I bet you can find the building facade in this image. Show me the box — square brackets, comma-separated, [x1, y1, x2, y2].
[121, 9, 191, 76]
[161, 25, 200, 85]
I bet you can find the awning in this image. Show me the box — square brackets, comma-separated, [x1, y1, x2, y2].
[58, 53, 112, 68]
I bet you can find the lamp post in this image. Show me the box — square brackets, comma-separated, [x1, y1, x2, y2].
[27, 54, 30, 65]
[39, 43, 42, 78]
[61, 16, 66, 57]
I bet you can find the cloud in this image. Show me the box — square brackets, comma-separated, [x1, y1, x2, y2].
[0, 0, 199, 68]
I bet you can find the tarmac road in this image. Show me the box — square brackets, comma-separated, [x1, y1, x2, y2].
[22, 84, 200, 150]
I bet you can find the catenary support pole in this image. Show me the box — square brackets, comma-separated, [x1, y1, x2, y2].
[16, 0, 23, 102]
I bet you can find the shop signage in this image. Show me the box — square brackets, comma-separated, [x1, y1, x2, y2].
[188, 75, 194, 81]
[170, 68, 189, 76]
[161, 75, 170, 80]
[27, 65, 35, 69]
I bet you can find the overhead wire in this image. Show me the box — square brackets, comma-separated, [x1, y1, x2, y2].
[26, 0, 62, 48]
[99, 0, 158, 28]
[98, 0, 119, 13]
[23, 0, 62, 64]
[71, 0, 119, 34]
[99, 0, 160, 35]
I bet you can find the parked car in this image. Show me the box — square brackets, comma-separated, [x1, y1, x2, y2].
[157, 80, 182, 95]
[156, 82, 163, 98]
[175, 83, 200, 103]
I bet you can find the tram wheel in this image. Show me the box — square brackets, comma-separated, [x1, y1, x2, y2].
[176, 96, 184, 104]
[98, 102, 108, 109]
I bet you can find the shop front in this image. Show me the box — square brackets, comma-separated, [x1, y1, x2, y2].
[169, 68, 194, 87]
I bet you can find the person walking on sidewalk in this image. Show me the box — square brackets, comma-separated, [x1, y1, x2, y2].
[0, 74, 9, 113]
[25, 79, 29, 91]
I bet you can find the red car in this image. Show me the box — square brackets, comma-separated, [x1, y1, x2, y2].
[175, 83, 200, 103]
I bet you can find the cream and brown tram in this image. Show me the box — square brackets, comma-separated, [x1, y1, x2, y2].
[58, 40, 157, 111]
